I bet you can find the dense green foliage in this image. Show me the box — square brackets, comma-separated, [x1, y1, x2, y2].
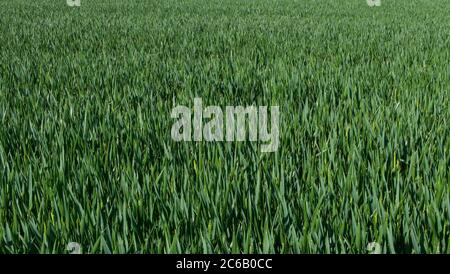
[0, 0, 449, 253]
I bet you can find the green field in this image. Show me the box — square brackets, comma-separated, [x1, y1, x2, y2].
[0, 0, 449, 253]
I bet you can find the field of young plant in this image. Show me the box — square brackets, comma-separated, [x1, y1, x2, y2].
[0, 0, 449, 253]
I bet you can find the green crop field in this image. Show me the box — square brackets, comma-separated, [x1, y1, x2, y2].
[0, 0, 449, 254]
